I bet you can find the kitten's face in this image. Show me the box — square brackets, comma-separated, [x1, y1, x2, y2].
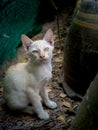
[21, 29, 54, 63]
[28, 40, 53, 63]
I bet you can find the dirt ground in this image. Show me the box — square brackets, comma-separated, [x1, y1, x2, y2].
[0, 12, 81, 130]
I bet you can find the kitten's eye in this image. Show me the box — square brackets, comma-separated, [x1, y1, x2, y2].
[44, 47, 49, 51]
[32, 50, 38, 53]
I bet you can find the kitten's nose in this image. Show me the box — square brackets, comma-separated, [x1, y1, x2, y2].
[40, 55, 45, 59]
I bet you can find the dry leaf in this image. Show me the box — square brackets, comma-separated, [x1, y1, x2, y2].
[63, 101, 71, 108]
[54, 57, 62, 62]
[0, 87, 3, 92]
[21, 59, 28, 63]
[57, 115, 66, 124]
[46, 88, 52, 93]
[57, 49, 61, 54]
[53, 53, 57, 56]
[60, 93, 67, 98]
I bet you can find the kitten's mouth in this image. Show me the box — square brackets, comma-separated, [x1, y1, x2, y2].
[40, 58, 47, 62]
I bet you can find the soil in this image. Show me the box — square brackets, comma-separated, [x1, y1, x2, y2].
[0, 11, 81, 130]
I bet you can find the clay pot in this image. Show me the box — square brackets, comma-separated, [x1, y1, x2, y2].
[64, 0, 98, 95]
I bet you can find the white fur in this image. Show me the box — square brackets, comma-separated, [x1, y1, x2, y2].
[3, 29, 57, 120]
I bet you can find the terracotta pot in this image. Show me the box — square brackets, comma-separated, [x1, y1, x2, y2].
[64, 0, 98, 95]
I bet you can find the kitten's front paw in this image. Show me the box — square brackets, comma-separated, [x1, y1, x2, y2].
[46, 101, 57, 109]
[38, 111, 50, 120]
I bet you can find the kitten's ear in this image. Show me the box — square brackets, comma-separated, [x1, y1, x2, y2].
[21, 34, 33, 51]
[43, 29, 54, 46]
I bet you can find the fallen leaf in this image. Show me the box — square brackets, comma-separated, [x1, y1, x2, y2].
[21, 59, 28, 63]
[0, 87, 3, 92]
[46, 88, 52, 93]
[60, 93, 67, 98]
[57, 115, 66, 124]
[53, 53, 57, 56]
[57, 49, 61, 54]
[77, 102, 81, 106]
[63, 101, 71, 108]
[54, 57, 63, 62]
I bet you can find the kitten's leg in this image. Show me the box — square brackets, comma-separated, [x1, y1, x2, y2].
[40, 86, 57, 109]
[27, 88, 49, 120]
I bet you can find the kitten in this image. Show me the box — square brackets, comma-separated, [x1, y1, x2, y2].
[3, 29, 57, 120]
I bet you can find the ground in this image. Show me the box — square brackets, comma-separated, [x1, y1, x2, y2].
[0, 12, 81, 130]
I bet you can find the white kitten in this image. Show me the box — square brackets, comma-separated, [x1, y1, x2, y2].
[3, 29, 57, 120]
